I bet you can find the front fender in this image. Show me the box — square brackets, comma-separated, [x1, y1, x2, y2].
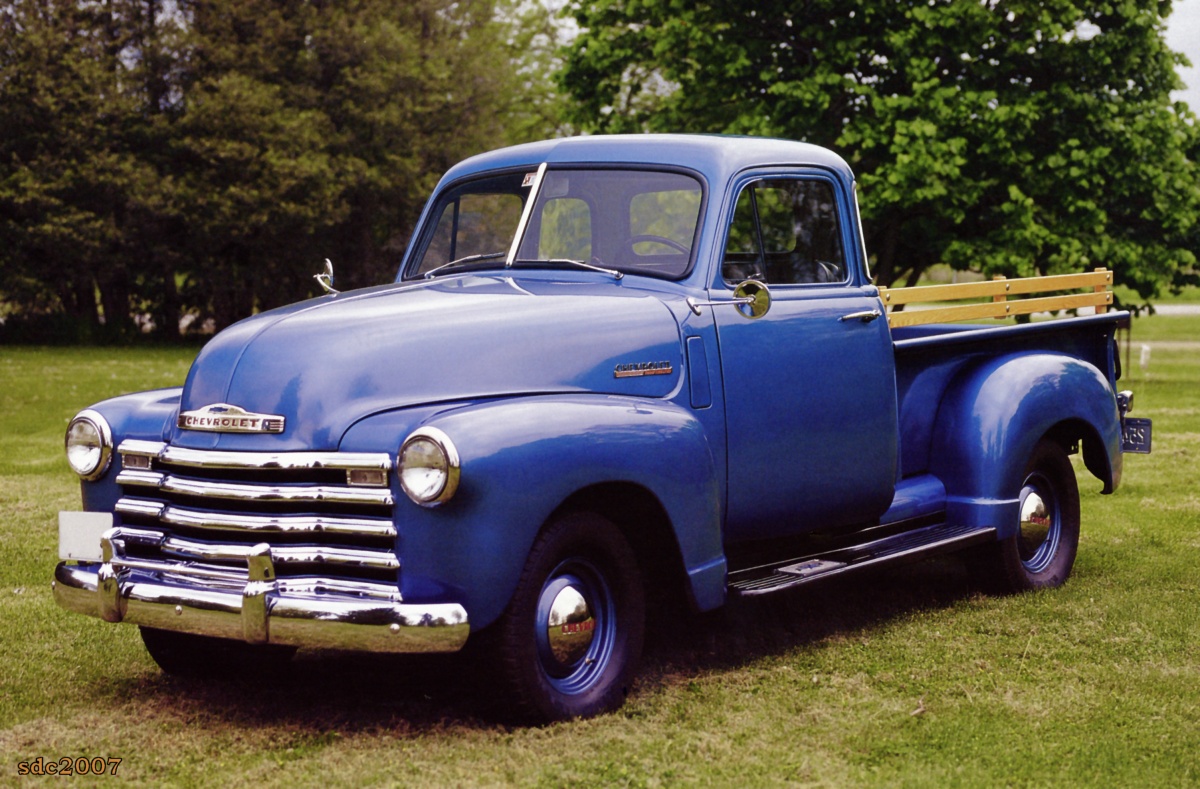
[74, 388, 183, 512]
[355, 395, 724, 630]
[930, 353, 1120, 539]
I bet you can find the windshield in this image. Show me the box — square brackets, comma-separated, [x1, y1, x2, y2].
[408, 168, 704, 279]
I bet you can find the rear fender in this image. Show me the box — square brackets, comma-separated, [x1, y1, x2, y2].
[388, 395, 724, 630]
[930, 353, 1120, 539]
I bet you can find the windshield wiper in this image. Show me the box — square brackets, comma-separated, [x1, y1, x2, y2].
[510, 258, 623, 280]
[423, 252, 507, 279]
[425, 253, 624, 281]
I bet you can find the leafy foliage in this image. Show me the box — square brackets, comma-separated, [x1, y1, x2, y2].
[560, 0, 1200, 298]
[0, 2, 163, 338]
[0, 0, 561, 338]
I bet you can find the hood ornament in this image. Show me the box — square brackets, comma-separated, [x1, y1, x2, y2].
[314, 258, 339, 294]
[178, 403, 286, 434]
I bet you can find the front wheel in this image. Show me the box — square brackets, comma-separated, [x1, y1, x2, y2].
[493, 512, 645, 722]
[973, 438, 1081, 592]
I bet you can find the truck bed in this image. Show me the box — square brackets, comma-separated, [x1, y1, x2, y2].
[892, 313, 1122, 480]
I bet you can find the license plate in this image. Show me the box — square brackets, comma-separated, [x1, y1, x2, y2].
[1121, 418, 1152, 454]
[58, 512, 113, 561]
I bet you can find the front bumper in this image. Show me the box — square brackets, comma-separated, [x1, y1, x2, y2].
[53, 541, 469, 654]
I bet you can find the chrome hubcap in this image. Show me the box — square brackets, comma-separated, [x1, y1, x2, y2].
[545, 583, 596, 667]
[534, 559, 614, 693]
[1018, 477, 1059, 573]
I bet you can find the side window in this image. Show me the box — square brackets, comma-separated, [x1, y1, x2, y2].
[539, 197, 592, 260]
[722, 179, 845, 285]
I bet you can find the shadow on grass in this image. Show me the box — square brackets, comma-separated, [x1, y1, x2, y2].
[95, 556, 983, 732]
[648, 555, 980, 672]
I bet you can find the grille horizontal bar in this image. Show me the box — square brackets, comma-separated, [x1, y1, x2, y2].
[104, 527, 403, 601]
[110, 526, 399, 571]
[119, 439, 393, 474]
[116, 469, 395, 507]
[116, 498, 396, 539]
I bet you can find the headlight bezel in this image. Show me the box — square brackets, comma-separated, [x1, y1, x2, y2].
[64, 409, 114, 481]
[398, 426, 460, 507]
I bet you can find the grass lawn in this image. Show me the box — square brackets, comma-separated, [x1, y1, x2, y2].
[1, 313, 1197, 787]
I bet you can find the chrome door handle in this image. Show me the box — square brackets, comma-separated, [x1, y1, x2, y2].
[839, 309, 882, 323]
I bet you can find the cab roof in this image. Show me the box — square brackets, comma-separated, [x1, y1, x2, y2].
[437, 134, 856, 191]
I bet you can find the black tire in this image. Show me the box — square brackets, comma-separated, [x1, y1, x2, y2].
[139, 627, 297, 680]
[493, 512, 645, 722]
[973, 438, 1080, 593]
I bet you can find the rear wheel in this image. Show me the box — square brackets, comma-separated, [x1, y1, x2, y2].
[974, 439, 1080, 592]
[494, 512, 645, 722]
[139, 627, 297, 679]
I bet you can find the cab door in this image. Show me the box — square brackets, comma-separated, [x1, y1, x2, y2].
[713, 173, 898, 544]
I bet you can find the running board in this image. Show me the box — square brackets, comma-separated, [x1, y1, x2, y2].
[727, 522, 996, 597]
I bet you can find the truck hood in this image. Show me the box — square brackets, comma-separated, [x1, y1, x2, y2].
[173, 275, 685, 450]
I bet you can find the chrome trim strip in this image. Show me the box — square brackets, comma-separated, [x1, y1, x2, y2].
[118, 556, 247, 581]
[506, 161, 547, 266]
[116, 498, 397, 538]
[116, 469, 168, 486]
[119, 439, 172, 456]
[119, 440, 393, 474]
[116, 469, 395, 507]
[166, 536, 399, 570]
[730, 525, 996, 596]
[115, 498, 166, 518]
[104, 526, 399, 572]
[151, 568, 402, 598]
[53, 562, 468, 654]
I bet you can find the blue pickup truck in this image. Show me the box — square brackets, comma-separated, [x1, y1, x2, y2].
[55, 135, 1149, 721]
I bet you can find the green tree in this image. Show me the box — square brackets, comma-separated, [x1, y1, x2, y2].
[560, 0, 1200, 300]
[0, 0, 563, 339]
[148, 0, 561, 328]
[0, 1, 171, 339]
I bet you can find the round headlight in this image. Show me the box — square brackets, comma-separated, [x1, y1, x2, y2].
[65, 410, 113, 481]
[398, 426, 460, 506]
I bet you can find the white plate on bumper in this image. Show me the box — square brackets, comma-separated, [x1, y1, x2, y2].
[58, 512, 113, 562]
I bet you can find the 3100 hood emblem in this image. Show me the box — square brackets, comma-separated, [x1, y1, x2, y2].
[614, 361, 674, 379]
[178, 403, 286, 434]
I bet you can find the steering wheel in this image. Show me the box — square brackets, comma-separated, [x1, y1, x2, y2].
[627, 234, 689, 254]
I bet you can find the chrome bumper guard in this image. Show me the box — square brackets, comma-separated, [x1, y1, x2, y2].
[53, 530, 469, 654]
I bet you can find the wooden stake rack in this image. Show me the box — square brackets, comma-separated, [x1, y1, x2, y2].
[878, 268, 1114, 328]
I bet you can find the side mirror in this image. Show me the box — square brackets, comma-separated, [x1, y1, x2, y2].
[685, 279, 772, 319]
[732, 280, 771, 319]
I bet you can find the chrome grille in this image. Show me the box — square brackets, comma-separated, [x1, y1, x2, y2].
[114, 440, 399, 585]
